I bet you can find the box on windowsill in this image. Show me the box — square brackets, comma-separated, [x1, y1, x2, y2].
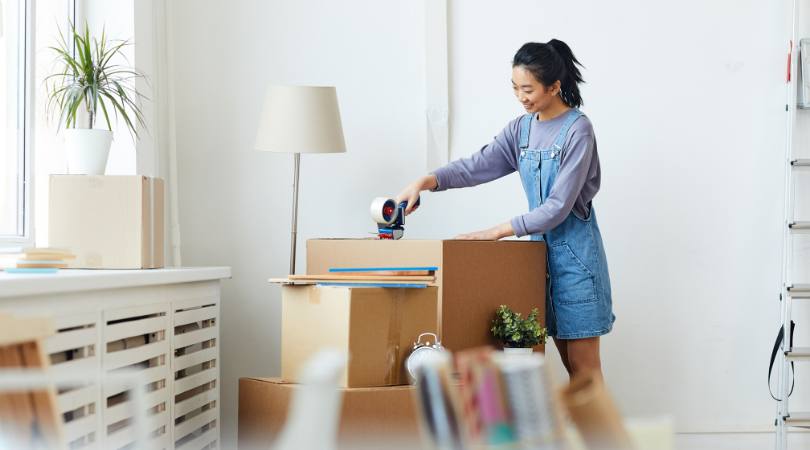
[49, 175, 164, 269]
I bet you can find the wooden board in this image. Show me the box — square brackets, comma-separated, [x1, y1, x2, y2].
[289, 274, 435, 282]
[0, 317, 64, 450]
[328, 266, 438, 272]
[20, 340, 64, 450]
[0, 317, 56, 346]
[269, 278, 435, 286]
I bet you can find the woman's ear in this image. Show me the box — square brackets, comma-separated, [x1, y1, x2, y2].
[548, 80, 561, 95]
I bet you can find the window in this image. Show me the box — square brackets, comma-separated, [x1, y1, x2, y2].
[0, 0, 30, 242]
[0, 0, 74, 247]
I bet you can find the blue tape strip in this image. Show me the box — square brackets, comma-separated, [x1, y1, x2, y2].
[328, 267, 438, 272]
[317, 283, 427, 288]
[5, 268, 59, 274]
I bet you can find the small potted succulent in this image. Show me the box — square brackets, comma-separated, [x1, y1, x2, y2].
[45, 22, 148, 175]
[491, 305, 547, 358]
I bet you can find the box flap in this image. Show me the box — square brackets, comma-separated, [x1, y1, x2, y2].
[153, 178, 165, 268]
[281, 286, 351, 386]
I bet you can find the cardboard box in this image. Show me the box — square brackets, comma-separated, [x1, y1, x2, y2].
[282, 285, 438, 387]
[307, 239, 546, 352]
[238, 377, 421, 450]
[49, 175, 164, 269]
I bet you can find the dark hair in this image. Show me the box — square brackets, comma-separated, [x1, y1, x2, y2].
[512, 39, 585, 108]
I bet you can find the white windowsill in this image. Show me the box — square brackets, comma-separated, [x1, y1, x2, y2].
[0, 267, 232, 298]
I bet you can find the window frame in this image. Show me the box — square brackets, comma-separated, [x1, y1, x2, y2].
[1, 0, 76, 248]
[0, 0, 35, 247]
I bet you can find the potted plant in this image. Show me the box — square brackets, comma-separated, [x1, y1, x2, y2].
[45, 23, 147, 175]
[491, 305, 547, 358]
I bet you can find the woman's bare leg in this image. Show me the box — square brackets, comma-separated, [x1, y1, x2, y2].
[554, 336, 602, 377]
[553, 338, 572, 375]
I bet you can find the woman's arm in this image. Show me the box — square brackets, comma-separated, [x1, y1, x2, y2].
[396, 119, 522, 215]
[459, 132, 596, 241]
[395, 174, 437, 215]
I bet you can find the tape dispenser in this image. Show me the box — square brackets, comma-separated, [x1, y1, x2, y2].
[370, 196, 420, 240]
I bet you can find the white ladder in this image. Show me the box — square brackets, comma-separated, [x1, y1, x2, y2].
[777, 1, 803, 448]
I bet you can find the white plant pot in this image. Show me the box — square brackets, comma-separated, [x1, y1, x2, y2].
[503, 347, 533, 361]
[64, 129, 113, 175]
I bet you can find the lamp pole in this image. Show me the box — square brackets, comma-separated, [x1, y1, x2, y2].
[289, 153, 300, 275]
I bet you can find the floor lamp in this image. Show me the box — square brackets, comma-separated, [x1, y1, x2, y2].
[254, 85, 346, 275]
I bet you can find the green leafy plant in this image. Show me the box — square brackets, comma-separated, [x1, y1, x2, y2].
[491, 305, 547, 348]
[44, 22, 148, 140]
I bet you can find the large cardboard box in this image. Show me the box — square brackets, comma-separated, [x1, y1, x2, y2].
[307, 239, 546, 352]
[238, 377, 420, 450]
[282, 285, 438, 387]
[49, 175, 164, 269]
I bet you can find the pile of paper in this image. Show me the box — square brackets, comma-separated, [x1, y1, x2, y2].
[0, 248, 76, 273]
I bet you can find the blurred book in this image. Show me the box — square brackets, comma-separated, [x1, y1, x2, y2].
[0, 260, 70, 269]
[0, 247, 72, 254]
[0, 248, 75, 270]
[4, 268, 60, 274]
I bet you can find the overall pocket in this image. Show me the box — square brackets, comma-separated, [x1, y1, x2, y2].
[549, 242, 597, 304]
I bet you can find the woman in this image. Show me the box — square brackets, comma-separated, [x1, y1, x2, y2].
[395, 39, 614, 377]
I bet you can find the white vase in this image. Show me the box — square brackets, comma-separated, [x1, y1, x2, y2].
[503, 347, 533, 361]
[64, 129, 113, 175]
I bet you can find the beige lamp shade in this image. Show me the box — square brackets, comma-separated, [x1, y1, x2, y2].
[254, 85, 346, 154]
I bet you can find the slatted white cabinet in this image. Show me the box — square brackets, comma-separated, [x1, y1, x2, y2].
[0, 267, 231, 450]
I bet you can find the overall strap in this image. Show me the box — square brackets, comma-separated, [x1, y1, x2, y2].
[552, 109, 584, 153]
[519, 114, 533, 149]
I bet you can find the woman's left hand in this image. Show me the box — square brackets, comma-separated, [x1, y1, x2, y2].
[453, 229, 499, 240]
[453, 222, 515, 241]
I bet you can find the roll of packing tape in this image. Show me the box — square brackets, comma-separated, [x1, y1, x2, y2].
[175, 322, 200, 335]
[370, 197, 398, 224]
[106, 335, 147, 353]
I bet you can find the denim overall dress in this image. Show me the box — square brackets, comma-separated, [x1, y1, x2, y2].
[518, 110, 615, 339]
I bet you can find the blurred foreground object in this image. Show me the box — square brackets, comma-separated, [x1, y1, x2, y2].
[560, 371, 634, 450]
[496, 352, 564, 449]
[272, 349, 348, 450]
[0, 315, 63, 450]
[413, 354, 468, 450]
[415, 347, 566, 449]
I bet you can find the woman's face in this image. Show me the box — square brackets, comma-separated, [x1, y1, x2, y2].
[512, 66, 559, 114]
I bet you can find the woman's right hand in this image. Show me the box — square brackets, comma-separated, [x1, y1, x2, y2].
[396, 174, 438, 216]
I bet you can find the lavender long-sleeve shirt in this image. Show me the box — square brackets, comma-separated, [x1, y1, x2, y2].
[431, 109, 600, 238]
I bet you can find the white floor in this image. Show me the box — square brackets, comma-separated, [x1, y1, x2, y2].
[675, 432, 810, 450]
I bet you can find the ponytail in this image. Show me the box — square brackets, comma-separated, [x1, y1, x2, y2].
[512, 39, 585, 108]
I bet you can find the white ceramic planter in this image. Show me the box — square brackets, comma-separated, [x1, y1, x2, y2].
[64, 129, 113, 175]
[503, 347, 533, 361]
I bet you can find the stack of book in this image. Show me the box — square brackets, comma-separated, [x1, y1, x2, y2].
[0, 248, 76, 273]
[268, 267, 438, 287]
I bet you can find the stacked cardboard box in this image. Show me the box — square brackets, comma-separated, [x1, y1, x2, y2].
[307, 239, 547, 351]
[281, 285, 439, 387]
[239, 239, 547, 448]
[238, 378, 421, 450]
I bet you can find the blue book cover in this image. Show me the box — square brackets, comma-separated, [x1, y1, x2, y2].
[4, 268, 59, 274]
[328, 267, 438, 272]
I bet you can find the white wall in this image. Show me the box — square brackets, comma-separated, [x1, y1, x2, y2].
[167, 1, 804, 448]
